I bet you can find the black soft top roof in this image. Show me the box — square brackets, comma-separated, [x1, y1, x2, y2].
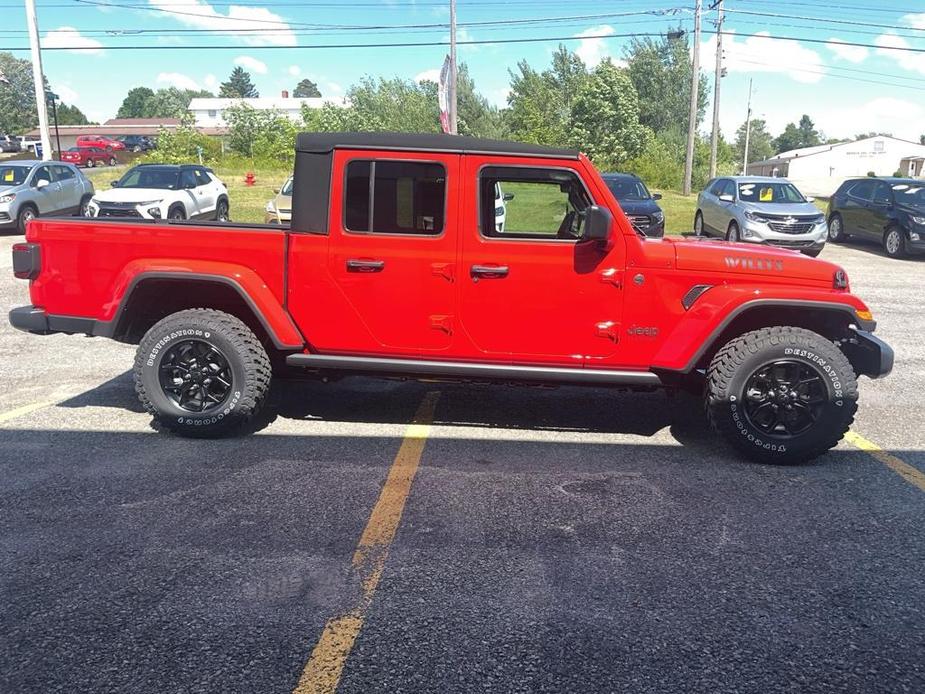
[296, 132, 579, 159]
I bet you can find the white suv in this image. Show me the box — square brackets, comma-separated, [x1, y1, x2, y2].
[88, 164, 229, 221]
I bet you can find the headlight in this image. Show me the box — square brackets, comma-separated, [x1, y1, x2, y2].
[834, 269, 849, 289]
[911, 216, 925, 226]
[743, 210, 766, 223]
[0, 194, 14, 204]
[652, 210, 665, 222]
[137, 200, 163, 207]
[812, 214, 826, 224]
[265, 200, 276, 213]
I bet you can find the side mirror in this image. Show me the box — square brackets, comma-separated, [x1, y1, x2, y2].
[583, 205, 613, 246]
[719, 194, 735, 203]
[110, 181, 119, 187]
[503, 193, 515, 202]
[35, 178, 49, 190]
[652, 193, 662, 200]
[273, 188, 280, 194]
[805, 196, 815, 203]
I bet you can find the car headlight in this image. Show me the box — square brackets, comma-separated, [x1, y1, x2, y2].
[265, 200, 276, 213]
[812, 214, 826, 224]
[743, 210, 766, 223]
[0, 194, 15, 204]
[911, 216, 925, 226]
[137, 200, 163, 207]
[652, 210, 665, 222]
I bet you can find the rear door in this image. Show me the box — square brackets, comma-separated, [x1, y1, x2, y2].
[458, 158, 626, 365]
[51, 164, 80, 214]
[178, 169, 203, 217]
[867, 181, 893, 236]
[193, 168, 217, 216]
[841, 179, 875, 235]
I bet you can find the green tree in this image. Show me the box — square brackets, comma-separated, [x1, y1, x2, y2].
[117, 87, 155, 119]
[0, 52, 40, 134]
[624, 30, 709, 135]
[854, 131, 892, 140]
[455, 63, 506, 139]
[775, 114, 821, 153]
[142, 113, 220, 164]
[735, 118, 775, 165]
[312, 76, 439, 132]
[293, 78, 321, 98]
[569, 59, 650, 168]
[224, 104, 298, 162]
[219, 66, 259, 98]
[145, 87, 212, 118]
[55, 103, 91, 125]
[920, 134, 925, 145]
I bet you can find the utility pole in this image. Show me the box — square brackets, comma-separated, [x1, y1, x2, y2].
[448, 0, 458, 134]
[683, 0, 702, 195]
[708, 0, 724, 178]
[742, 78, 753, 175]
[24, 0, 52, 160]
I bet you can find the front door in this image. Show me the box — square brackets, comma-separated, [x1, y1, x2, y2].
[458, 159, 625, 366]
[28, 165, 60, 215]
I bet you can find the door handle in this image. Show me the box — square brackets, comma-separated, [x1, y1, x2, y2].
[346, 259, 385, 273]
[470, 264, 509, 279]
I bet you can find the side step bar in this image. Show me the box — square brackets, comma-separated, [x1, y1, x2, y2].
[285, 353, 662, 386]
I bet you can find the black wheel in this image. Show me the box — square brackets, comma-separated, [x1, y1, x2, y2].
[215, 197, 229, 222]
[133, 145, 142, 153]
[109, 157, 117, 166]
[726, 220, 741, 243]
[168, 205, 186, 221]
[828, 213, 847, 242]
[86, 158, 95, 168]
[706, 326, 858, 464]
[693, 211, 705, 237]
[134, 309, 271, 437]
[883, 226, 907, 259]
[78, 195, 92, 217]
[17, 204, 37, 234]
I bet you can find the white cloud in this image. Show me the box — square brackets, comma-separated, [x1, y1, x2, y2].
[415, 68, 441, 84]
[43, 27, 104, 55]
[875, 33, 925, 75]
[234, 55, 267, 74]
[702, 31, 825, 84]
[55, 84, 79, 104]
[826, 38, 868, 64]
[288, 65, 301, 77]
[813, 97, 925, 142]
[203, 74, 217, 89]
[901, 12, 925, 29]
[156, 72, 202, 91]
[148, 0, 296, 46]
[574, 25, 618, 67]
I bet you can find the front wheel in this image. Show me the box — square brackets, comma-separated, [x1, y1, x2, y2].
[693, 211, 705, 237]
[883, 226, 907, 259]
[706, 326, 858, 464]
[86, 158, 95, 168]
[133, 309, 271, 437]
[726, 221, 741, 243]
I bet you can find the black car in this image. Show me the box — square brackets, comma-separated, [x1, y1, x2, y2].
[601, 172, 665, 237]
[828, 177, 925, 258]
[117, 135, 155, 153]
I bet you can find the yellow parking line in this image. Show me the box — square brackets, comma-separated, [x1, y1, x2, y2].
[0, 400, 55, 425]
[293, 391, 441, 694]
[845, 431, 925, 492]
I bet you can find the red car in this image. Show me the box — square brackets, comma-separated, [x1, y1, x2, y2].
[75, 135, 126, 151]
[61, 146, 117, 168]
[9, 133, 893, 463]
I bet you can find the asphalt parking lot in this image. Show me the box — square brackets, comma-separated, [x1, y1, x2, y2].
[0, 234, 923, 693]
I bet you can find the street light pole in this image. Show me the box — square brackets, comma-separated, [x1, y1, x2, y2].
[709, 0, 724, 178]
[47, 91, 61, 159]
[24, 0, 52, 161]
[448, 0, 458, 134]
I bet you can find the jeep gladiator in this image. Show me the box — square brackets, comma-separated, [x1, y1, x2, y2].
[9, 132, 893, 463]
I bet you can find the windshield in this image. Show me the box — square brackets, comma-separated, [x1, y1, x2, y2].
[738, 182, 806, 204]
[892, 183, 925, 205]
[604, 176, 650, 201]
[117, 167, 180, 190]
[0, 165, 30, 187]
[281, 177, 293, 196]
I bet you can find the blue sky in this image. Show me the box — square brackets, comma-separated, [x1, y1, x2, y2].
[4, 0, 925, 142]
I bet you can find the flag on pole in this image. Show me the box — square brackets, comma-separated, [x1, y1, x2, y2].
[438, 54, 451, 134]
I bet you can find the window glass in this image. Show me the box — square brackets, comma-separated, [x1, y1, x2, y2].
[849, 179, 876, 200]
[344, 160, 445, 235]
[737, 181, 805, 203]
[720, 180, 737, 197]
[479, 166, 590, 240]
[180, 170, 198, 189]
[194, 169, 212, 187]
[604, 176, 650, 201]
[32, 166, 52, 187]
[872, 182, 892, 204]
[709, 179, 726, 196]
[52, 165, 75, 181]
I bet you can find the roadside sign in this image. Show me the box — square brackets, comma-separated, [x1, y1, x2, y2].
[34, 142, 43, 159]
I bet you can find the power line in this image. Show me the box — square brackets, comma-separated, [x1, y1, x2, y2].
[705, 28, 925, 54]
[724, 7, 925, 33]
[733, 57, 925, 92]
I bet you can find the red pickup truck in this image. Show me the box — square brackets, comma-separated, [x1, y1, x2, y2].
[10, 133, 892, 463]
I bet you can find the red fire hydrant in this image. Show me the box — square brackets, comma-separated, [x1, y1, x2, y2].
[244, 171, 256, 186]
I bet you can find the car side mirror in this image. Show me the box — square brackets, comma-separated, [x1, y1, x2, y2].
[35, 178, 49, 190]
[110, 181, 119, 187]
[719, 194, 734, 203]
[273, 188, 280, 194]
[582, 205, 613, 247]
[652, 193, 662, 200]
[503, 193, 515, 202]
[805, 196, 815, 203]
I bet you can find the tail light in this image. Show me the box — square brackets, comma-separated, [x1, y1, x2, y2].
[12, 242, 40, 280]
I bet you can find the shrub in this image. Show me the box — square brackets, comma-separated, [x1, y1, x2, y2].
[224, 103, 298, 165]
[140, 114, 220, 165]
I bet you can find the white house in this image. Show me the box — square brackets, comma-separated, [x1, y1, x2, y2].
[748, 135, 925, 196]
[188, 93, 347, 128]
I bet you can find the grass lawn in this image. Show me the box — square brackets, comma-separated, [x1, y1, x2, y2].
[655, 189, 697, 236]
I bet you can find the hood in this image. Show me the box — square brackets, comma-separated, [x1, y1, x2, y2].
[740, 200, 821, 218]
[669, 237, 839, 286]
[616, 198, 661, 216]
[93, 187, 174, 204]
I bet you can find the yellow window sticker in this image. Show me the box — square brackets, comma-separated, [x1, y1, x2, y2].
[3, 170, 13, 182]
[759, 187, 773, 202]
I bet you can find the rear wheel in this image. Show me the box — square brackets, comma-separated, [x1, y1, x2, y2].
[883, 226, 907, 259]
[86, 158, 95, 168]
[108, 156, 117, 166]
[693, 211, 705, 237]
[215, 197, 229, 222]
[726, 220, 741, 243]
[706, 326, 857, 464]
[827, 213, 847, 242]
[133, 309, 271, 438]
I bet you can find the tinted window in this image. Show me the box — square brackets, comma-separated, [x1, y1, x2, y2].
[281, 177, 294, 196]
[344, 160, 445, 235]
[118, 167, 179, 189]
[194, 169, 212, 187]
[479, 166, 590, 240]
[32, 166, 52, 186]
[872, 182, 892, 204]
[180, 170, 198, 189]
[720, 180, 737, 197]
[848, 180, 876, 200]
[604, 176, 650, 201]
[709, 179, 727, 196]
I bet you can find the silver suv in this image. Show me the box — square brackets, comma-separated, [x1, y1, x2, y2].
[694, 176, 828, 257]
[0, 161, 95, 233]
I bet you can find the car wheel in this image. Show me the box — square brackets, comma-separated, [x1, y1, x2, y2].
[883, 226, 907, 259]
[109, 157, 117, 166]
[827, 213, 847, 242]
[86, 158, 95, 168]
[17, 205, 38, 234]
[693, 211, 705, 237]
[133, 309, 271, 438]
[215, 198, 229, 222]
[168, 205, 186, 221]
[706, 326, 858, 464]
[133, 146, 142, 153]
[726, 220, 741, 243]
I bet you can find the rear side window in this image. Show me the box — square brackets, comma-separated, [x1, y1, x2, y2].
[344, 160, 445, 235]
[180, 170, 198, 189]
[872, 182, 892, 205]
[848, 180, 876, 200]
[52, 165, 75, 181]
[195, 169, 212, 187]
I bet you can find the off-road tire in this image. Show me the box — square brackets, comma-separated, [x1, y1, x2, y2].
[134, 309, 271, 438]
[828, 213, 847, 242]
[706, 326, 858, 464]
[883, 225, 907, 259]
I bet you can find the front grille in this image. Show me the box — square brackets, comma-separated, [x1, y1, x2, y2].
[629, 214, 650, 229]
[97, 203, 141, 218]
[767, 221, 814, 234]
